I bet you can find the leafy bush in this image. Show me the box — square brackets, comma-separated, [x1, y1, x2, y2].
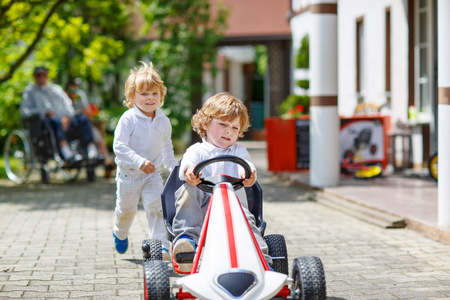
[296, 34, 309, 69]
[296, 80, 309, 90]
[279, 94, 310, 118]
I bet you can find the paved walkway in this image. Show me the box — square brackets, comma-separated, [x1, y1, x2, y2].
[1, 141, 449, 299]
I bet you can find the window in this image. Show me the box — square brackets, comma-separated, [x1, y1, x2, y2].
[356, 17, 365, 102]
[385, 8, 391, 96]
[415, 0, 433, 120]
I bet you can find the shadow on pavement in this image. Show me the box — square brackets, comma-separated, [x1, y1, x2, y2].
[0, 178, 119, 211]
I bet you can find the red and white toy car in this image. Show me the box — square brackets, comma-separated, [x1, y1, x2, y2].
[142, 156, 326, 300]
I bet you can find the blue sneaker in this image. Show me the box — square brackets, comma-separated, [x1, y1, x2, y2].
[113, 233, 128, 254]
[173, 235, 196, 272]
[162, 247, 171, 261]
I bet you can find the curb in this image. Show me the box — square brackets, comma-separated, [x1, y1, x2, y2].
[274, 172, 450, 245]
[309, 191, 406, 229]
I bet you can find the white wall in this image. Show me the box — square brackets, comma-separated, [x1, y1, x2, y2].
[338, 0, 409, 122]
[290, 11, 312, 95]
[290, 7, 311, 47]
[290, 0, 409, 122]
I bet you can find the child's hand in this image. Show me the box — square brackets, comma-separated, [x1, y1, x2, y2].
[185, 166, 202, 186]
[241, 169, 256, 187]
[140, 160, 155, 174]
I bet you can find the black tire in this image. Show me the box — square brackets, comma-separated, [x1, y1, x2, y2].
[291, 256, 326, 300]
[143, 260, 171, 300]
[40, 166, 50, 184]
[264, 234, 289, 275]
[142, 239, 163, 261]
[3, 129, 34, 184]
[87, 168, 95, 182]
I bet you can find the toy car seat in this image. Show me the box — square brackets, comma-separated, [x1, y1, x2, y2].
[161, 162, 266, 241]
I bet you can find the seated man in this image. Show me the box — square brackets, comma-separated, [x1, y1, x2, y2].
[20, 66, 98, 165]
[66, 81, 115, 176]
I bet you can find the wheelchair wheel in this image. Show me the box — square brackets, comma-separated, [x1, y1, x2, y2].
[86, 167, 95, 182]
[3, 129, 35, 184]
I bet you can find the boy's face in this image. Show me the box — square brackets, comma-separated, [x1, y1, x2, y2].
[205, 117, 241, 148]
[131, 87, 161, 118]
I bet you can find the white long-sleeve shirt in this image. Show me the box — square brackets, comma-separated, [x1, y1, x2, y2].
[20, 83, 74, 118]
[113, 106, 177, 174]
[179, 138, 256, 181]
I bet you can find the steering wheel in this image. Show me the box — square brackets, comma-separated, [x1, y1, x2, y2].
[192, 155, 252, 193]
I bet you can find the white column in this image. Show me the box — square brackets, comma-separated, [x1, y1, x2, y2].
[309, 0, 340, 187]
[229, 60, 245, 99]
[437, 0, 450, 227]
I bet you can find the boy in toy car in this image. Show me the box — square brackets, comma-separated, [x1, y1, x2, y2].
[172, 92, 271, 272]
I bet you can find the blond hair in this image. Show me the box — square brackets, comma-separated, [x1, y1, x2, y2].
[192, 92, 250, 138]
[123, 62, 167, 108]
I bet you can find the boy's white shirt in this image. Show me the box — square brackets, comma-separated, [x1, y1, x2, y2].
[179, 138, 257, 181]
[113, 106, 177, 173]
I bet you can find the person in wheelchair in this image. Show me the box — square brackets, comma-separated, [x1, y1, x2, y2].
[20, 66, 98, 166]
[172, 92, 271, 272]
[66, 80, 115, 176]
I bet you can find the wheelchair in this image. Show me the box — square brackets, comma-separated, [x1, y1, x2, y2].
[3, 114, 102, 184]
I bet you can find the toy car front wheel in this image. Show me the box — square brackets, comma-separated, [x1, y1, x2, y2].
[291, 256, 326, 300]
[264, 234, 289, 275]
[143, 260, 171, 300]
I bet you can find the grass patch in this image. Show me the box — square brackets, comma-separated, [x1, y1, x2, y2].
[0, 157, 8, 179]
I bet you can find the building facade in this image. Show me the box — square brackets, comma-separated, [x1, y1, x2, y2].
[290, 0, 439, 167]
[207, 0, 292, 138]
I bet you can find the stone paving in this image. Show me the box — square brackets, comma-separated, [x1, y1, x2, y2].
[0, 147, 449, 299]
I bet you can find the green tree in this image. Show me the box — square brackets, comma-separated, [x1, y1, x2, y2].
[0, 0, 67, 84]
[296, 34, 309, 69]
[0, 0, 228, 146]
[0, 0, 142, 140]
[141, 0, 228, 141]
[0, 0, 67, 139]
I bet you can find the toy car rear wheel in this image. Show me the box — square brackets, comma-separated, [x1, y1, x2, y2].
[3, 129, 34, 184]
[264, 234, 289, 275]
[143, 260, 171, 300]
[142, 239, 163, 261]
[291, 256, 326, 300]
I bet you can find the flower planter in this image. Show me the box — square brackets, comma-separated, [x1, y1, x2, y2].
[265, 117, 309, 172]
[265, 115, 390, 172]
